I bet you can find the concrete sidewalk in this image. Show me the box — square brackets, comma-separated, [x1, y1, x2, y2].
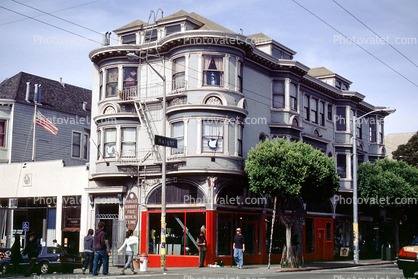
[100, 259, 396, 276]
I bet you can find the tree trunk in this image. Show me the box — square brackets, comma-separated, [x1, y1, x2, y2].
[278, 217, 298, 268]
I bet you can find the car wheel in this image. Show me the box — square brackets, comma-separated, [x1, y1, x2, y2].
[403, 269, 416, 278]
[1, 263, 10, 274]
[39, 261, 50, 274]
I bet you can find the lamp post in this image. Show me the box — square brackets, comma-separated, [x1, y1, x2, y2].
[352, 107, 395, 264]
[127, 53, 167, 270]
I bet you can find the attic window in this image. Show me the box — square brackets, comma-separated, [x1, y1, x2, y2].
[166, 24, 181, 36]
[122, 34, 136, 44]
[145, 29, 157, 42]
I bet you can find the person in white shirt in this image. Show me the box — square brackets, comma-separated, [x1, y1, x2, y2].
[117, 230, 138, 275]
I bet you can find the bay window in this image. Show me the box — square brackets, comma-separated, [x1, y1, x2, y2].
[319, 101, 325, 126]
[272, 80, 284, 109]
[123, 67, 138, 98]
[172, 57, 186, 90]
[303, 94, 310, 121]
[237, 60, 243, 92]
[290, 83, 297, 111]
[106, 68, 118, 98]
[104, 128, 116, 158]
[72, 132, 81, 158]
[336, 107, 346, 131]
[203, 55, 223, 86]
[0, 120, 5, 147]
[121, 127, 136, 158]
[172, 121, 184, 155]
[310, 98, 318, 124]
[337, 154, 347, 178]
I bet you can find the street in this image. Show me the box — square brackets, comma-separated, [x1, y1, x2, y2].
[0, 263, 410, 279]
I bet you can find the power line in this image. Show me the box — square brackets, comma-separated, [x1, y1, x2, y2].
[0, 0, 102, 27]
[332, 0, 418, 69]
[291, 0, 418, 89]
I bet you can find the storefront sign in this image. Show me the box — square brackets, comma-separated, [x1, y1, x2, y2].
[124, 192, 138, 230]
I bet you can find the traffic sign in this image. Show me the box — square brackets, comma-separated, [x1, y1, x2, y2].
[23, 222, 29, 232]
[155, 135, 177, 148]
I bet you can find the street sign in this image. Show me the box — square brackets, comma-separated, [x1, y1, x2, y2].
[23, 222, 29, 232]
[155, 135, 177, 148]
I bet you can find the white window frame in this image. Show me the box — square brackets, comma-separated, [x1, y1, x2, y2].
[71, 131, 82, 158]
[202, 119, 223, 153]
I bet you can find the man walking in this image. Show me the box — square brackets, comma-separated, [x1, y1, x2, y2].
[22, 231, 42, 277]
[92, 222, 109, 276]
[233, 228, 245, 269]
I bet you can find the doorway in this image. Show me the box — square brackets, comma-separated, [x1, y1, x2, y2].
[240, 220, 259, 263]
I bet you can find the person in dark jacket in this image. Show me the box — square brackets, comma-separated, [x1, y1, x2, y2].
[22, 231, 41, 277]
[196, 231, 207, 268]
[10, 234, 23, 274]
[82, 229, 94, 275]
[92, 222, 109, 276]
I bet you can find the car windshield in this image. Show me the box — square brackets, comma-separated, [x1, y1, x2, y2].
[411, 236, 418, 245]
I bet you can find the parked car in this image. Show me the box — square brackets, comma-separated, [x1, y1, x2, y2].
[398, 236, 418, 278]
[0, 246, 82, 275]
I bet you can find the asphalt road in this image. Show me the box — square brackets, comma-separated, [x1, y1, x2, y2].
[0, 263, 410, 279]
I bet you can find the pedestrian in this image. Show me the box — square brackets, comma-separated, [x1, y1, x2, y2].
[10, 234, 23, 274]
[196, 231, 207, 268]
[52, 239, 60, 247]
[82, 229, 94, 275]
[22, 231, 42, 277]
[233, 228, 245, 269]
[92, 222, 109, 276]
[117, 230, 138, 275]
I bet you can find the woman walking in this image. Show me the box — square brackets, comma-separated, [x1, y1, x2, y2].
[196, 231, 207, 267]
[117, 230, 138, 275]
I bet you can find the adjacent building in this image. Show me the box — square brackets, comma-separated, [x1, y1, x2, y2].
[87, 10, 392, 266]
[0, 72, 91, 252]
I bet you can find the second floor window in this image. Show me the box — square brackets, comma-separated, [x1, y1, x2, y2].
[337, 154, 347, 178]
[121, 127, 136, 157]
[327, 104, 333, 120]
[0, 120, 5, 147]
[369, 118, 377, 142]
[203, 120, 223, 152]
[379, 121, 384, 144]
[145, 29, 157, 42]
[173, 57, 186, 90]
[237, 61, 243, 92]
[83, 134, 89, 160]
[336, 107, 346, 131]
[272, 80, 284, 108]
[290, 83, 297, 111]
[319, 101, 325, 126]
[310, 98, 318, 124]
[106, 68, 118, 98]
[172, 122, 184, 155]
[203, 56, 223, 86]
[123, 67, 138, 96]
[303, 95, 310, 121]
[99, 71, 103, 100]
[72, 132, 81, 158]
[104, 128, 116, 158]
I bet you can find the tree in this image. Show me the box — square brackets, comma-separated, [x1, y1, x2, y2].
[392, 132, 418, 168]
[357, 158, 418, 253]
[245, 139, 340, 267]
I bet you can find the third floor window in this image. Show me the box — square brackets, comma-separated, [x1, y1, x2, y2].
[203, 56, 223, 86]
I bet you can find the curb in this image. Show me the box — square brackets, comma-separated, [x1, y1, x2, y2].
[275, 261, 396, 272]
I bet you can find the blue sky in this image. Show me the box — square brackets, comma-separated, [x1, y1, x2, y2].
[1, 0, 417, 137]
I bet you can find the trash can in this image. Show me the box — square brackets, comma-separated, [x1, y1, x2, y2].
[139, 252, 148, 272]
[381, 243, 393, 261]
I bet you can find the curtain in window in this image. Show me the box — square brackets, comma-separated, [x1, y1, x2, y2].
[173, 57, 185, 74]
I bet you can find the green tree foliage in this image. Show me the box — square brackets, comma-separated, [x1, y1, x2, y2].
[245, 139, 340, 266]
[357, 158, 418, 252]
[392, 132, 418, 168]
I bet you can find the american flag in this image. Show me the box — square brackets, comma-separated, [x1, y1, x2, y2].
[35, 110, 58, 135]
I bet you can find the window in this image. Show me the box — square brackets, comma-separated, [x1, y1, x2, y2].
[202, 120, 223, 152]
[106, 68, 118, 98]
[305, 218, 314, 253]
[166, 24, 181, 36]
[72, 132, 81, 158]
[303, 95, 309, 121]
[145, 29, 157, 42]
[104, 128, 116, 158]
[99, 71, 103, 100]
[237, 125, 243, 156]
[290, 83, 297, 111]
[122, 34, 136, 44]
[203, 55, 223, 86]
[326, 223, 331, 241]
[379, 121, 384, 144]
[123, 67, 138, 98]
[356, 119, 362, 139]
[272, 80, 284, 108]
[0, 120, 5, 147]
[172, 57, 185, 90]
[237, 60, 243, 92]
[369, 117, 377, 142]
[97, 130, 101, 160]
[327, 104, 333, 120]
[336, 107, 346, 131]
[121, 127, 136, 157]
[310, 98, 318, 124]
[217, 213, 232, 256]
[337, 154, 347, 178]
[172, 122, 184, 155]
[83, 134, 89, 160]
[319, 101, 325, 126]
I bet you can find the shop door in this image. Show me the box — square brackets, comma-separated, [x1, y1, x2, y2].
[317, 228, 325, 261]
[240, 220, 258, 263]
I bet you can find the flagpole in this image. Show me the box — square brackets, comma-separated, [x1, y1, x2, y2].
[32, 103, 37, 161]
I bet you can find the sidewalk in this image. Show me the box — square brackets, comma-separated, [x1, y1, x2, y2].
[102, 259, 396, 276]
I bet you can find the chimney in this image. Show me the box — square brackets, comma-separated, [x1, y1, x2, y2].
[59, 77, 65, 88]
[82, 101, 87, 111]
[37, 84, 42, 104]
[34, 84, 39, 104]
[25, 82, 31, 102]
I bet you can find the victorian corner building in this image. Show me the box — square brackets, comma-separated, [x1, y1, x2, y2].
[0, 10, 392, 266]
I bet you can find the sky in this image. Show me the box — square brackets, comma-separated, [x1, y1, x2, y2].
[1, 0, 417, 139]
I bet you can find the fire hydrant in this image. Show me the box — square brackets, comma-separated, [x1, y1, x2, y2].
[139, 252, 148, 272]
